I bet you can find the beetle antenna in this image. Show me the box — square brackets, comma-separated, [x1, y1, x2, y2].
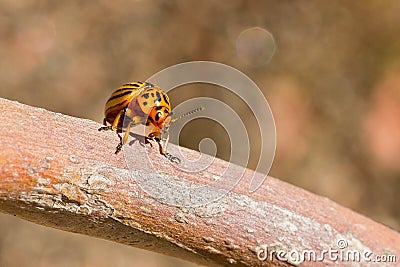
[171, 107, 204, 123]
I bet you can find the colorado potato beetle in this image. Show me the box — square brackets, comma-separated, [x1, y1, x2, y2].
[99, 81, 202, 163]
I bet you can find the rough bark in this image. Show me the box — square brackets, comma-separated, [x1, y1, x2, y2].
[0, 97, 399, 266]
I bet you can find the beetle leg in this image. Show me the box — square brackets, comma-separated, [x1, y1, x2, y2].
[159, 140, 180, 163]
[164, 152, 181, 164]
[115, 129, 129, 154]
[115, 128, 123, 153]
[148, 126, 180, 163]
[111, 110, 123, 130]
[147, 127, 161, 141]
[98, 110, 124, 132]
[98, 125, 113, 131]
[115, 116, 142, 154]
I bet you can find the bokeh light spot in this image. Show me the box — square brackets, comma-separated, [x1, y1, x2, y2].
[236, 27, 276, 67]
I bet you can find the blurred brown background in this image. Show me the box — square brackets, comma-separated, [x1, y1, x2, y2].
[1, 0, 400, 266]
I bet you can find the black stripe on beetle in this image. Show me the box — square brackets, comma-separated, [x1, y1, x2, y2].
[105, 100, 129, 113]
[113, 87, 134, 94]
[156, 91, 161, 101]
[162, 94, 170, 105]
[126, 83, 141, 87]
[107, 90, 132, 102]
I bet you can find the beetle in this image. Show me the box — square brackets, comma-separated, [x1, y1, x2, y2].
[98, 81, 202, 163]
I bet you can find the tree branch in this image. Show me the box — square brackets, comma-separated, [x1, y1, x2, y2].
[0, 97, 399, 266]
